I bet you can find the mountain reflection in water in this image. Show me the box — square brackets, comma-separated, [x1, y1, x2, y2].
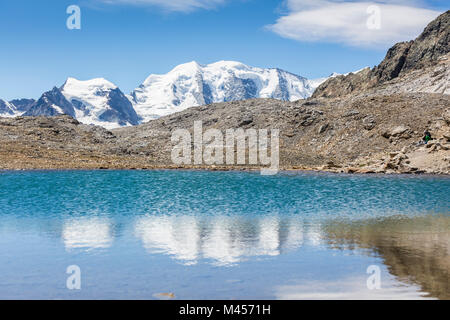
[131, 214, 448, 298]
[322, 215, 449, 300]
[3, 211, 447, 299]
[134, 215, 310, 265]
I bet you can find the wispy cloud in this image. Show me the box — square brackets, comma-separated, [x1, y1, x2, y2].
[268, 0, 442, 48]
[97, 0, 227, 12]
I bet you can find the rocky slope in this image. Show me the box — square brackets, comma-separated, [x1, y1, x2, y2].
[116, 93, 450, 174]
[0, 93, 448, 173]
[313, 10, 450, 98]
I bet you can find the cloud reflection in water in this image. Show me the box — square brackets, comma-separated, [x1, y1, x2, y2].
[62, 217, 113, 250]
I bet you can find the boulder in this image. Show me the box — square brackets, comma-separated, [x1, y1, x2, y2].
[382, 125, 410, 138]
[239, 114, 253, 127]
[443, 132, 450, 141]
[318, 123, 329, 134]
[443, 109, 450, 124]
[362, 117, 376, 130]
[391, 125, 409, 136]
[389, 152, 399, 158]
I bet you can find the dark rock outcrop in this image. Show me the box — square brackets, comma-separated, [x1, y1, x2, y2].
[98, 88, 141, 126]
[374, 41, 413, 82]
[402, 10, 450, 71]
[0, 100, 15, 116]
[24, 87, 76, 117]
[9, 98, 36, 113]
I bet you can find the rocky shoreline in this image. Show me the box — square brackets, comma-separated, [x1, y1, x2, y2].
[2, 167, 449, 176]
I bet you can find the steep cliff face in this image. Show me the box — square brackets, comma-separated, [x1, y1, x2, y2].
[374, 41, 413, 82]
[402, 10, 450, 72]
[313, 10, 450, 98]
[24, 87, 76, 118]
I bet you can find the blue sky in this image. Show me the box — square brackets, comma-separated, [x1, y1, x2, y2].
[0, 0, 447, 100]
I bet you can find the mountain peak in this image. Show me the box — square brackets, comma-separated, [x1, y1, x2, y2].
[131, 60, 327, 122]
[24, 87, 75, 118]
[207, 60, 248, 69]
[61, 77, 139, 129]
[171, 61, 202, 72]
[63, 77, 117, 90]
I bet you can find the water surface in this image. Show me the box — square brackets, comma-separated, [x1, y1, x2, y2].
[0, 170, 448, 299]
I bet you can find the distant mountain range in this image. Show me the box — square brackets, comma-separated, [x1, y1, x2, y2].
[0, 61, 337, 128]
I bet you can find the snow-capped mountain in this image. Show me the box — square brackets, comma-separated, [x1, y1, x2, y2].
[129, 61, 328, 122]
[9, 99, 36, 113]
[17, 78, 140, 129]
[1, 61, 337, 128]
[61, 78, 141, 129]
[0, 99, 18, 117]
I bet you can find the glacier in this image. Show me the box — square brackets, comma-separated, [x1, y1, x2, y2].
[129, 61, 329, 122]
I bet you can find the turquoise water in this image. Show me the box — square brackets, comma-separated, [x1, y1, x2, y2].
[0, 170, 449, 299]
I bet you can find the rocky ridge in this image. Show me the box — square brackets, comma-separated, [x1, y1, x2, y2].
[313, 11, 450, 98]
[0, 93, 448, 174]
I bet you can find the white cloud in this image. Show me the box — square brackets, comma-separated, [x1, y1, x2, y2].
[98, 0, 227, 12]
[268, 0, 442, 48]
